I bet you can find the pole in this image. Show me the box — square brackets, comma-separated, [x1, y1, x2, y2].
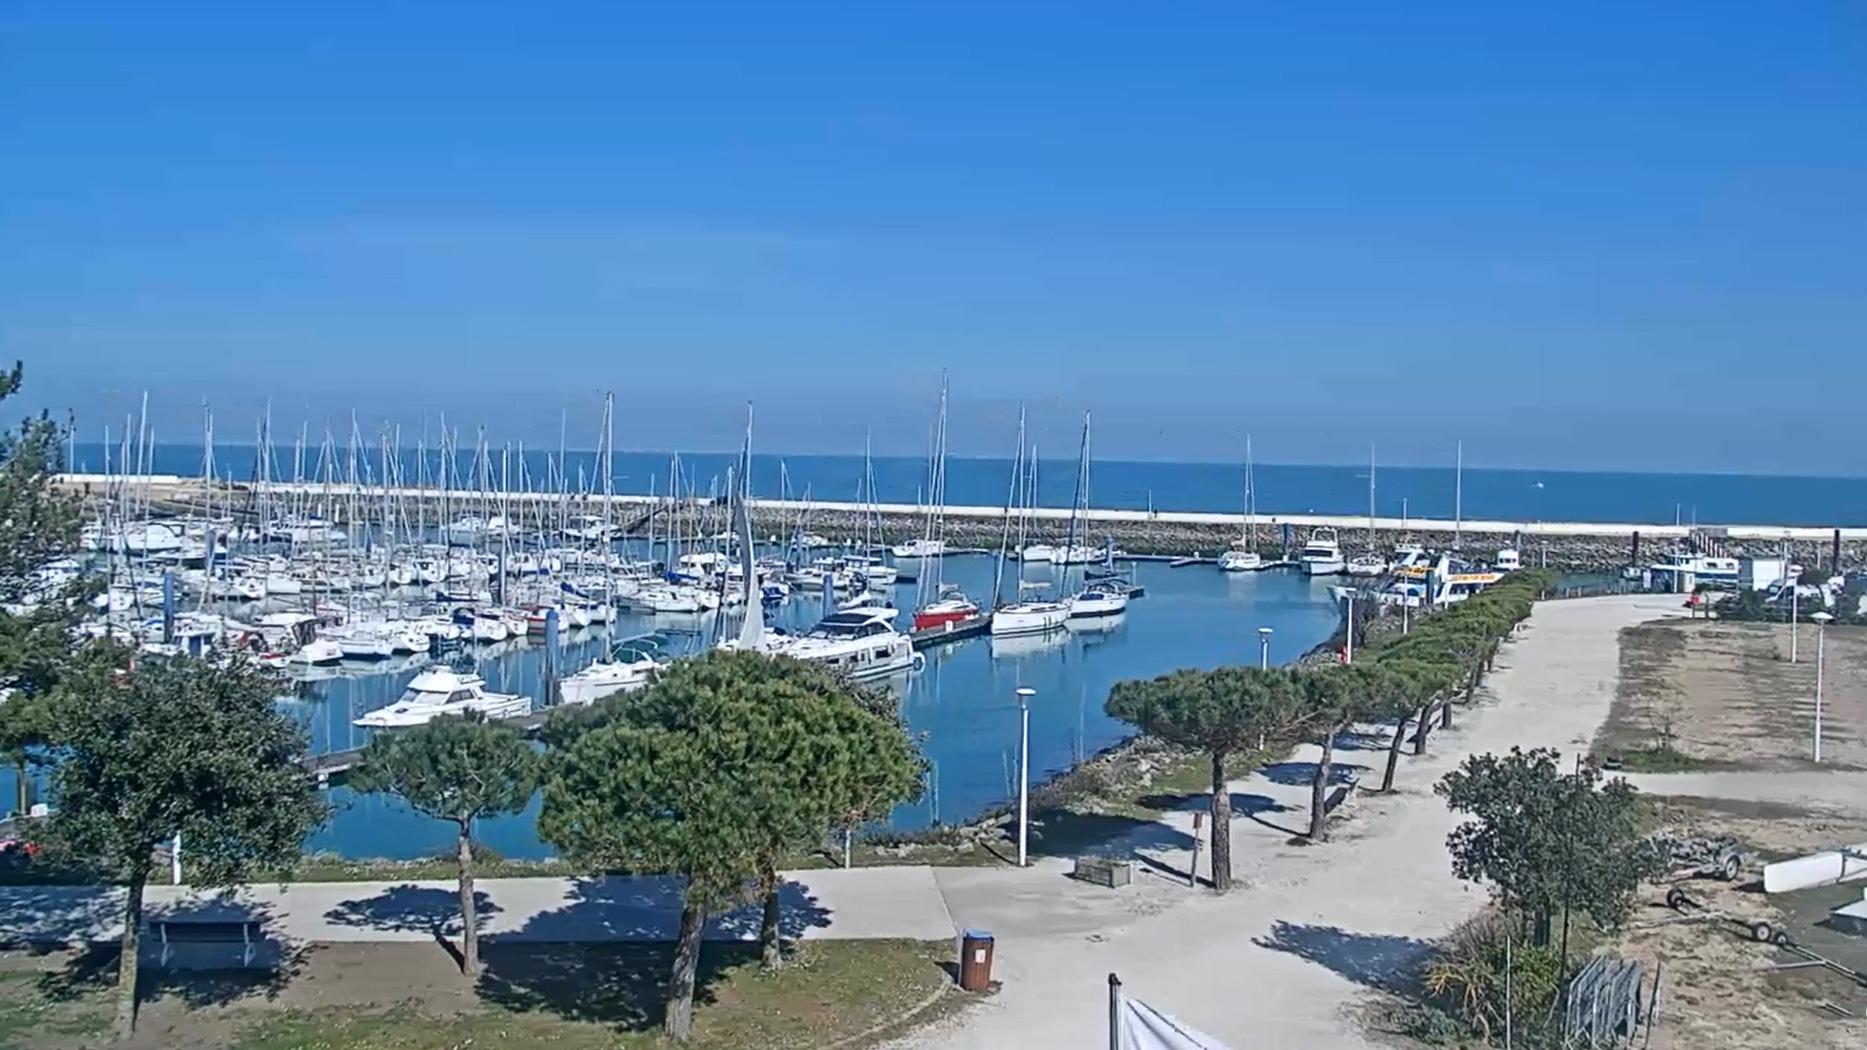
[1344, 594, 1355, 665]
[1790, 580, 1799, 663]
[1504, 921, 1513, 1050]
[1107, 973, 1121, 1050]
[1814, 623, 1825, 764]
[170, 831, 182, 886]
[1017, 687, 1035, 867]
[1257, 627, 1271, 670]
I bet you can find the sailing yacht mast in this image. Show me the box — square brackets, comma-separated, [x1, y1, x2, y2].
[1367, 443, 1376, 552]
[992, 407, 1027, 609]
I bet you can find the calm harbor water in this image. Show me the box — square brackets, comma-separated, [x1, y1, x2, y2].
[280, 558, 1340, 861]
[80, 443, 1867, 527]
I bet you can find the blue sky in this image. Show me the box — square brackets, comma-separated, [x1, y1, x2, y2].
[2, 2, 1864, 472]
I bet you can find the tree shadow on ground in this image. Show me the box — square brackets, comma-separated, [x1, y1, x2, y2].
[1251, 920, 1432, 995]
[1333, 730, 1393, 753]
[991, 810, 1197, 863]
[0, 884, 126, 944]
[1133, 790, 1305, 838]
[474, 875, 831, 1032]
[1258, 761, 1371, 788]
[39, 891, 306, 1010]
[322, 883, 502, 937]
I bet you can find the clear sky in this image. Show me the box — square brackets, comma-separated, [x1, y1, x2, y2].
[2, 3, 1864, 473]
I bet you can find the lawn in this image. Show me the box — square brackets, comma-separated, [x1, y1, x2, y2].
[0, 939, 959, 1050]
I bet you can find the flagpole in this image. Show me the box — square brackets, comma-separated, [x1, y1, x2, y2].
[1108, 972, 1122, 1050]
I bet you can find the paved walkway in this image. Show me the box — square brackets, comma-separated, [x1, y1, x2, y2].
[894, 594, 1681, 1049]
[0, 866, 957, 945]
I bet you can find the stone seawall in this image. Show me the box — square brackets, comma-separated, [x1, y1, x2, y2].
[738, 508, 1863, 573]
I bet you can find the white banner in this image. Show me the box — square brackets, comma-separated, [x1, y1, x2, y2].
[1118, 996, 1232, 1050]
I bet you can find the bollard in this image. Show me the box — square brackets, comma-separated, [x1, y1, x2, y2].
[958, 929, 995, 991]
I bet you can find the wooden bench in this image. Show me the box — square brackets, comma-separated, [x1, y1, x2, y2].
[1070, 856, 1133, 888]
[151, 918, 265, 968]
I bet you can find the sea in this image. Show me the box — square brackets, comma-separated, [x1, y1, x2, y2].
[72, 443, 1867, 528]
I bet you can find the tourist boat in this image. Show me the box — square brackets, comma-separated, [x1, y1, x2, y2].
[560, 635, 668, 706]
[1379, 551, 1507, 607]
[778, 608, 923, 680]
[1218, 545, 1263, 572]
[912, 583, 979, 630]
[1346, 551, 1388, 577]
[1300, 527, 1346, 576]
[353, 666, 532, 728]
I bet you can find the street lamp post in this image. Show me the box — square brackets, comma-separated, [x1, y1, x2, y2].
[1812, 612, 1832, 763]
[1257, 626, 1273, 670]
[1791, 569, 1800, 663]
[1344, 592, 1356, 665]
[1016, 687, 1036, 867]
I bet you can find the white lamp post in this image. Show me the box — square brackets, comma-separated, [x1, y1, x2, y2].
[1791, 567, 1800, 663]
[1812, 611, 1832, 763]
[1016, 687, 1036, 867]
[1344, 592, 1356, 665]
[1257, 626, 1273, 670]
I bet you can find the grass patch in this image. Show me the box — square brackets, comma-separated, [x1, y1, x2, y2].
[0, 940, 957, 1050]
[1606, 744, 1717, 773]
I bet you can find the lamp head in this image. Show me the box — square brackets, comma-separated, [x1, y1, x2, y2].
[1258, 626, 1273, 638]
[1015, 687, 1037, 699]
[1812, 611, 1835, 625]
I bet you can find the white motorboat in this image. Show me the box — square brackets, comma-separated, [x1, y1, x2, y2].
[1018, 543, 1057, 563]
[1346, 552, 1388, 577]
[630, 583, 718, 614]
[1300, 527, 1346, 576]
[286, 637, 343, 666]
[1495, 548, 1523, 572]
[1068, 587, 1129, 619]
[1218, 546, 1263, 572]
[990, 599, 1071, 636]
[777, 607, 923, 680]
[332, 625, 395, 661]
[560, 635, 668, 706]
[891, 537, 947, 562]
[353, 666, 532, 728]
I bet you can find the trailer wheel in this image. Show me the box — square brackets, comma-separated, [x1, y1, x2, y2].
[1719, 853, 1742, 881]
[1665, 888, 1688, 910]
[1773, 929, 1791, 947]
[1751, 921, 1776, 944]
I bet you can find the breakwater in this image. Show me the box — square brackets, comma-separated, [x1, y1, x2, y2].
[68, 475, 1867, 572]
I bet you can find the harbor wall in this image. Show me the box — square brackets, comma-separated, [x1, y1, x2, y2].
[65, 475, 1867, 573]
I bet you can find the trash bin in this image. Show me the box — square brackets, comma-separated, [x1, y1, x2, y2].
[958, 929, 994, 991]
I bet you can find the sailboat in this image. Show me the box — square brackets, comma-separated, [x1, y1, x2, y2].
[1346, 445, 1387, 577]
[1062, 413, 1128, 619]
[990, 409, 1070, 637]
[906, 377, 978, 630]
[1219, 435, 1265, 572]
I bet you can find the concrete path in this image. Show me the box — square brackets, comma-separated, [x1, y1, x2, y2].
[892, 594, 1682, 1049]
[0, 866, 957, 946]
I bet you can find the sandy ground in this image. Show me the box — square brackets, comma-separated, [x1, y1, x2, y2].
[1598, 618, 1867, 769]
[1590, 618, 1867, 1049]
[889, 594, 1683, 1049]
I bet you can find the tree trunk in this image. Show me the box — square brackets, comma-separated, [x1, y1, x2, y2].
[1308, 727, 1336, 840]
[759, 859, 783, 971]
[455, 820, 479, 976]
[1413, 702, 1433, 755]
[1208, 749, 1232, 894]
[12, 757, 25, 816]
[664, 896, 708, 1041]
[114, 864, 148, 1039]
[1382, 715, 1407, 792]
[1441, 689, 1455, 730]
